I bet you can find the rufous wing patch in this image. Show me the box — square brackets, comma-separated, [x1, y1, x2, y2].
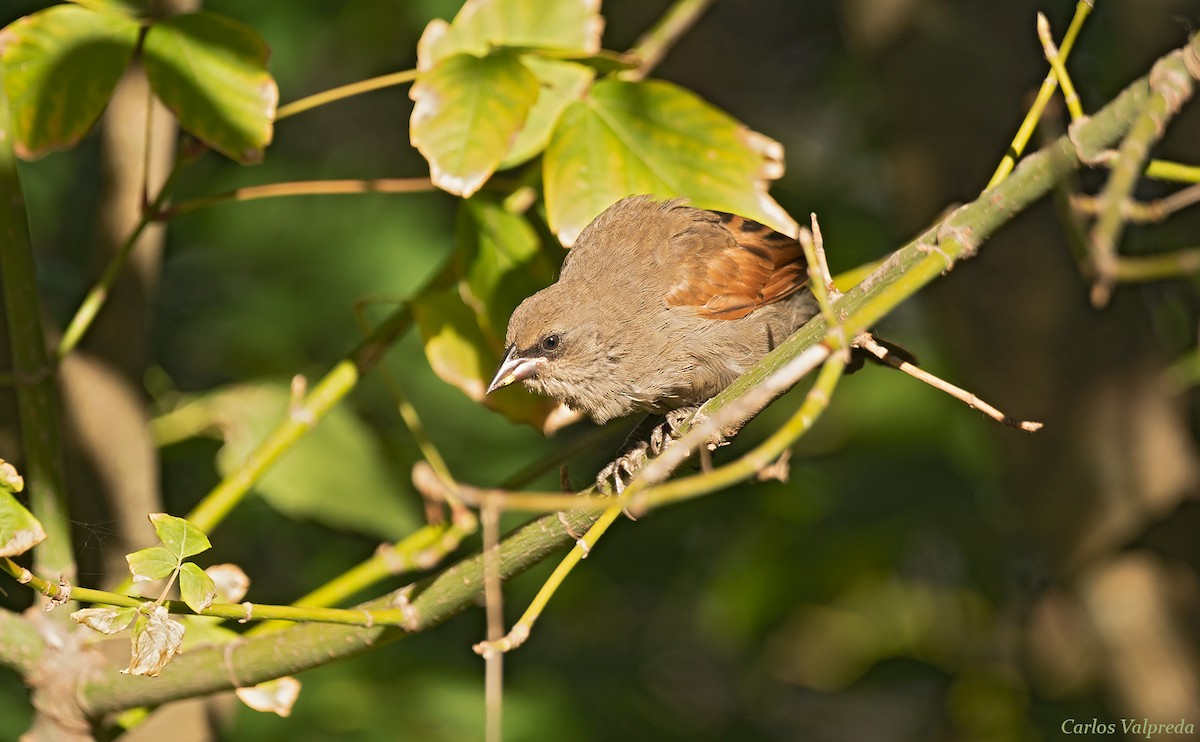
[664, 209, 809, 320]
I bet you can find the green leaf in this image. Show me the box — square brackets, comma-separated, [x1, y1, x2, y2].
[67, 0, 150, 16]
[126, 545, 178, 582]
[149, 512, 211, 559]
[460, 195, 554, 337]
[413, 286, 500, 404]
[72, 606, 138, 635]
[415, 197, 563, 428]
[416, 0, 603, 67]
[0, 488, 46, 557]
[499, 58, 594, 170]
[410, 51, 539, 197]
[142, 11, 278, 164]
[413, 284, 558, 428]
[543, 78, 794, 245]
[202, 382, 419, 539]
[178, 562, 218, 613]
[0, 5, 139, 159]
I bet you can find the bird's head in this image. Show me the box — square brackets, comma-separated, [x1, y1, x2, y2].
[487, 283, 620, 418]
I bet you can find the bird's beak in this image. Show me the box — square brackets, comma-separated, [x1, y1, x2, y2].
[487, 346, 545, 394]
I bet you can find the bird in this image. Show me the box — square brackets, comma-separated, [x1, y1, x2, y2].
[487, 195, 819, 428]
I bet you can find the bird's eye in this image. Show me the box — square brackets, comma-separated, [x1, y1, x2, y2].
[541, 334, 561, 353]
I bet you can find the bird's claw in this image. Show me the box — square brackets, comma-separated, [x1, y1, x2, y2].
[596, 441, 649, 494]
[596, 407, 700, 494]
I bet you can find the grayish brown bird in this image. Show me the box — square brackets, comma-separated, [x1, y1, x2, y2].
[487, 195, 819, 424]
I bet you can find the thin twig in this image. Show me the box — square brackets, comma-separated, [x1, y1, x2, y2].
[858, 336, 1043, 432]
[799, 214, 845, 360]
[1145, 159, 1200, 183]
[275, 70, 419, 121]
[1072, 182, 1200, 223]
[473, 505, 622, 655]
[158, 178, 435, 220]
[1037, 12, 1084, 121]
[481, 503, 504, 742]
[620, 0, 715, 81]
[633, 354, 846, 513]
[1089, 48, 1197, 306]
[988, 0, 1094, 187]
[1111, 247, 1200, 282]
[184, 307, 413, 534]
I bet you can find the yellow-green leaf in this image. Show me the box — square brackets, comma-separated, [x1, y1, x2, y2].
[543, 78, 794, 245]
[460, 195, 554, 337]
[410, 51, 539, 197]
[142, 11, 277, 163]
[179, 562, 217, 613]
[67, 0, 149, 16]
[126, 545, 178, 582]
[413, 285, 558, 428]
[0, 488, 46, 557]
[416, 0, 602, 68]
[149, 512, 211, 559]
[0, 5, 139, 159]
[499, 58, 594, 170]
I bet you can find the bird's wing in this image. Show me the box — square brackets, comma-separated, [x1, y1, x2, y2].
[663, 209, 809, 320]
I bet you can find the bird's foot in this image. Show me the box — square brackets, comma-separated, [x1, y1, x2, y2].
[648, 407, 697, 456]
[596, 407, 700, 495]
[595, 439, 649, 495]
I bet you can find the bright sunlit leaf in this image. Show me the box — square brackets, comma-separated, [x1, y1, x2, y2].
[126, 545, 178, 582]
[142, 11, 278, 163]
[0, 489, 45, 558]
[499, 57, 594, 169]
[410, 51, 539, 197]
[149, 512, 212, 560]
[179, 562, 218, 613]
[0, 5, 139, 158]
[67, 0, 150, 15]
[416, 0, 602, 67]
[543, 78, 794, 246]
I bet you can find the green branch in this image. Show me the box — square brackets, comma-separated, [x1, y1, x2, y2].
[69, 28, 1197, 718]
[186, 306, 413, 533]
[0, 90, 75, 581]
[77, 507, 601, 714]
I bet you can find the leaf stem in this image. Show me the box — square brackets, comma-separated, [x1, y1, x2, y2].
[621, 0, 715, 81]
[158, 178, 435, 220]
[275, 69, 419, 121]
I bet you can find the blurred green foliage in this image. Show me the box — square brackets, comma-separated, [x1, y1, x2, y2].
[2, 0, 1200, 740]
